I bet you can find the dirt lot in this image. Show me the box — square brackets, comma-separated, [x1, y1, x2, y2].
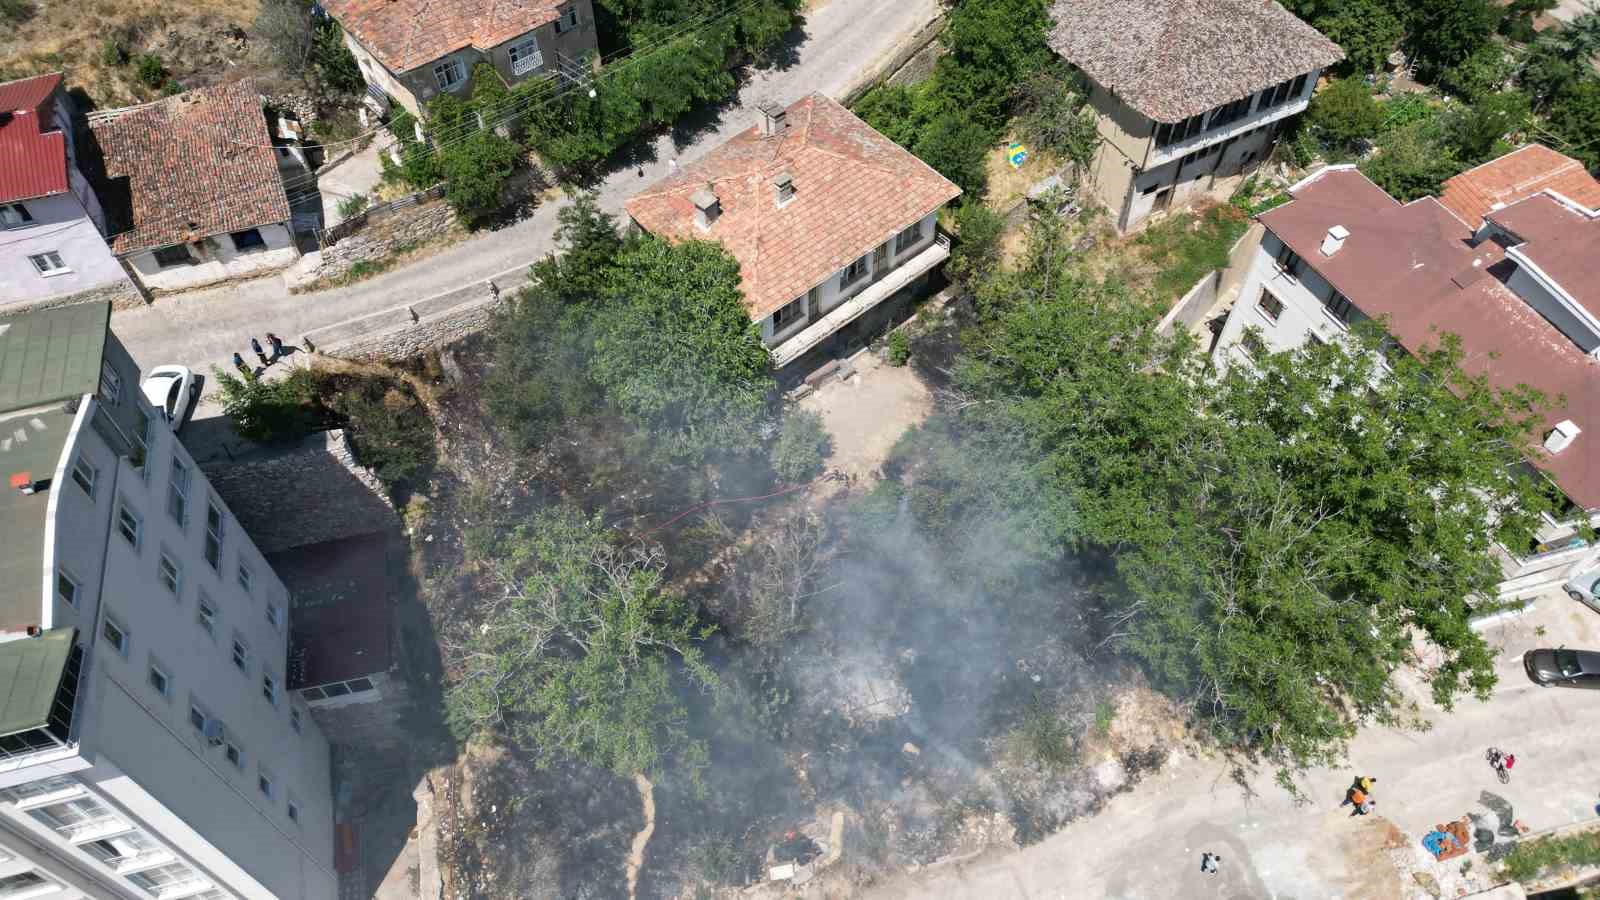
[799, 351, 934, 481]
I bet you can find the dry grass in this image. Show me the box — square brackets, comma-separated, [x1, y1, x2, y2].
[1, 0, 267, 107]
[983, 135, 1063, 215]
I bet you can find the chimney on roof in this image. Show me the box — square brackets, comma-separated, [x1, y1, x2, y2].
[1546, 419, 1581, 455]
[759, 101, 787, 136]
[1321, 225, 1349, 257]
[773, 171, 794, 206]
[691, 187, 721, 231]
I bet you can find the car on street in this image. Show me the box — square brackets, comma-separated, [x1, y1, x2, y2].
[140, 365, 197, 430]
[1523, 647, 1600, 689]
[1566, 566, 1600, 614]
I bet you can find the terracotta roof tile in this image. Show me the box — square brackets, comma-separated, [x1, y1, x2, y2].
[0, 73, 67, 205]
[624, 93, 961, 320]
[1262, 167, 1600, 509]
[89, 79, 291, 256]
[1048, 0, 1344, 123]
[1439, 144, 1600, 227]
[325, 0, 563, 73]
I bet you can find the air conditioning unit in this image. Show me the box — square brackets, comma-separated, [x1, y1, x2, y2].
[202, 720, 226, 747]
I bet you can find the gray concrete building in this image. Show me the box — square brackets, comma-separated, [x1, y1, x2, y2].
[0, 303, 336, 899]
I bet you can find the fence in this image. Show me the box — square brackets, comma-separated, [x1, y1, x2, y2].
[319, 183, 448, 248]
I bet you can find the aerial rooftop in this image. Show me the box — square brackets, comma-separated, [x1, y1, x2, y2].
[325, 0, 566, 73]
[0, 72, 67, 206]
[1484, 192, 1600, 323]
[1046, 0, 1343, 123]
[1439, 144, 1600, 227]
[88, 78, 291, 256]
[1260, 168, 1600, 508]
[625, 93, 961, 320]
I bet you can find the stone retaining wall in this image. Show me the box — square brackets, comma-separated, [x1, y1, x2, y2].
[320, 293, 503, 362]
[0, 278, 147, 317]
[293, 200, 461, 290]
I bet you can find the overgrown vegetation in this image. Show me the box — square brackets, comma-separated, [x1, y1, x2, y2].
[1501, 829, 1600, 882]
[1132, 205, 1250, 298]
[211, 368, 319, 443]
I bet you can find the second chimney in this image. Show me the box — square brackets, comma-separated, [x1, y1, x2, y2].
[1546, 419, 1581, 455]
[1321, 225, 1350, 257]
[773, 171, 794, 206]
[759, 101, 787, 136]
[691, 188, 721, 231]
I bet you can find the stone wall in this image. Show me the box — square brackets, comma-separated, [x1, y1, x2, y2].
[200, 429, 397, 554]
[0, 278, 146, 317]
[315, 290, 505, 362]
[291, 199, 462, 290]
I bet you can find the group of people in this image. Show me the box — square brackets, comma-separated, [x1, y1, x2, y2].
[232, 333, 287, 378]
[1341, 774, 1379, 816]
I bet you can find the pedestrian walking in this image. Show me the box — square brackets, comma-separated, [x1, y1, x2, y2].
[1503, 754, 1515, 771]
[1346, 788, 1368, 815]
[232, 352, 249, 377]
[1357, 798, 1376, 816]
[1357, 775, 1376, 794]
[266, 332, 284, 361]
[488, 280, 500, 301]
[251, 336, 269, 367]
[1200, 852, 1220, 874]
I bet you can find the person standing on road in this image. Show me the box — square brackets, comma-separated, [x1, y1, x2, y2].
[1200, 852, 1220, 874]
[266, 332, 284, 361]
[232, 352, 250, 378]
[1357, 775, 1376, 793]
[251, 336, 269, 367]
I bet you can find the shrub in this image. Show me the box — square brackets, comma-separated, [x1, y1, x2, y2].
[1438, 43, 1514, 100]
[0, 0, 33, 22]
[1501, 830, 1600, 882]
[1441, 89, 1529, 165]
[1360, 123, 1462, 201]
[328, 376, 436, 489]
[313, 20, 364, 94]
[135, 54, 167, 88]
[212, 367, 318, 443]
[914, 112, 991, 197]
[887, 330, 911, 366]
[1306, 77, 1382, 158]
[100, 38, 126, 68]
[950, 200, 1005, 282]
[336, 193, 370, 219]
[771, 409, 832, 483]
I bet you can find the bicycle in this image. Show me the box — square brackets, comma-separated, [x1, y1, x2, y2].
[1486, 747, 1511, 784]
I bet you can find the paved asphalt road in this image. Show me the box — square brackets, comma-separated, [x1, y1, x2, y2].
[110, 0, 940, 383]
[864, 588, 1600, 900]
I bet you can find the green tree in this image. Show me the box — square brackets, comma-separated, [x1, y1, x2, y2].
[1442, 89, 1529, 164]
[1438, 42, 1513, 99]
[771, 409, 832, 483]
[1306, 77, 1383, 157]
[914, 113, 992, 198]
[852, 83, 928, 150]
[1359, 122, 1461, 201]
[929, 0, 1053, 129]
[211, 368, 318, 443]
[1015, 63, 1100, 174]
[327, 375, 437, 489]
[1316, 0, 1404, 75]
[589, 237, 773, 463]
[313, 20, 364, 94]
[1402, 0, 1502, 83]
[444, 506, 716, 778]
[1545, 75, 1600, 167]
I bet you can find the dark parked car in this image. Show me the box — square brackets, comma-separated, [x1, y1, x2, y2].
[1523, 647, 1600, 689]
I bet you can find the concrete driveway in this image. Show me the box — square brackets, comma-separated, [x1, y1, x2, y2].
[864, 589, 1600, 900]
[110, 0, 942, 386]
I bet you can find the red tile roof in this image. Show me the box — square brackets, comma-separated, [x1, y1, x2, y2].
[0, 73, 67, 205]
[625, 93, 962, 320]
[1485, 192, 1600, 324]
[88, 79, 291, 256]
[1439, 144, 1600, 227]
[1262, 167, 1600, 509]
[325, 0, 563, 74]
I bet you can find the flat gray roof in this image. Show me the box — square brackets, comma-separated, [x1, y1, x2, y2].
[0, 407, 76, 633]
[0, 302, 110, 414]
[0, 627, 76, 737]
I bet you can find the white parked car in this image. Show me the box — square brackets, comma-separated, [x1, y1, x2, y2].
[140, 365, 197, 430]
[1566, 566, 1600, 615]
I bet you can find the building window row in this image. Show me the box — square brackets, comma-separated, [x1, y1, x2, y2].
[1154, 72, 1311, 149]
[301, 676, 377, 702]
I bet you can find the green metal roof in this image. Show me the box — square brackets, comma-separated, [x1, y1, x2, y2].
[0, 302, 110, 414]
[0, 628, 75, 738]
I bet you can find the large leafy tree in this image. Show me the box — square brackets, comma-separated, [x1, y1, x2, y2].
[1402, 0, 1503, 83]
[948, 211, 1554, 769]
[444, 507, 716, 777]
[1315, 0, 1404, 75]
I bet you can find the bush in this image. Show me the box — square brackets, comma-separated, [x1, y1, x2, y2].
[887, 330, 911, 366]
[212, 367, 318, 443]
[100, 38, 125, 68]
[336, 193, 369, 219]
[327, 376, 437, 489]
[914, 113, 991, 198]
[1441, 89, 1529, 165]
[1015, 64, 1098, 171]
[771, 409, 833, 483]
[1360, 123, 1462, 201]
[135, 54, 167, 88]
[1438, 43, 1514, 100]
[950, 200, 1005, 282]
[314, 20, 364, 94]
[1501, 830, 1600, 882]
[0, 0, 33, 22]
[1306, 77, 1382, 158]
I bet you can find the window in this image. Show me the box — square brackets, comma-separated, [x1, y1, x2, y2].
[1323, 289, 1355, 324]
[71, 457, 97, 497]
[262, 672, 279, 705]
[197, 591, 217, 636]
[348, 677, 376, 693]
[839, 254, 869, 290]
[153, 245, 193, 268]
[301, 687, 326, 701]
[895, 220, 924, 254]
[102, 618, 128, 656]
[167, 459, 190, 525]
[231, 638, 250, 674]
[99, 362, 122, 405]
[290, 707, 303, 734]
[1256, 289, 1284, 323]
[158, 552, 182, 596]
[0, 202, 33, 228]
[230, 228, 265, 252]
[432, 58, 464, 90]
[771, 297, 804, 331]
[238, 562, 254, 595]
[1206, 94, 1254, 130]
[131, 406, 152, 470]
[266, 602, 281, 629]
[57, 570, 79, 608]
[204, 501, 225, 570]
[1288, 73, 1309, 99]
[28, 251, 67, 275]
[1273, 240, 1303, 279]
[287, 798, 301, 823]
[189, 704, 207, 732]
[147, 661, 171, 698]
[128, 862, 194, 891]
[555, 3, 578, 32]
[1241, 329, 1267, 359]
[224, 742, 243, 769]
[0, 776, 77, 805]
[257, 769, 275, 799]
[0, 872, 47, 892]
[509, 36, 543, 75]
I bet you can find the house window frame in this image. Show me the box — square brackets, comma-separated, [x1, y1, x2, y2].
[204, 500, 225, 570]
[839, 254, 869, 290]
[0, 202, 33, 228]
[508, 36, 544, 75]
[103, 616, 129, 658]
[1256, 288, 1284, 323]
[71, 457, 97, 498]
[266, 602, 281, 630]
[28, 251, 68, 276]
[229, 228, 266, 253]
[894, 220, 924, 255]
[157, 551, 182, 597]
[432, 58, 465, 90]
[1323, 288, 1355, 325]
[99, 362, 122, 405]
[224, 742, 243, 770]
[147, 659, 172, 700]
[116, 503, 142, 550]
[555, 3, 578, 32]
[771, 297, 805, 332]
[238, 561, 254, 595]
[152, 245, 194, 268]
[197, 591, 218, 637]
[262, 671, 279, 707]
[57, 569, 79, 608]
[289, 706, 303, 734]
[231, 637, 250, 675]
[257, 768, 275, 801]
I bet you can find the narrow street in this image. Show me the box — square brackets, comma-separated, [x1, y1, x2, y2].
[107, 0, 941, 382]
[865, 589, 1600, 899]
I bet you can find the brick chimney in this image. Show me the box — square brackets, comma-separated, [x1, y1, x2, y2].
[773, 171, 794, 206]
[759, 101, 787, 136]
[691, 188, 720, 230]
